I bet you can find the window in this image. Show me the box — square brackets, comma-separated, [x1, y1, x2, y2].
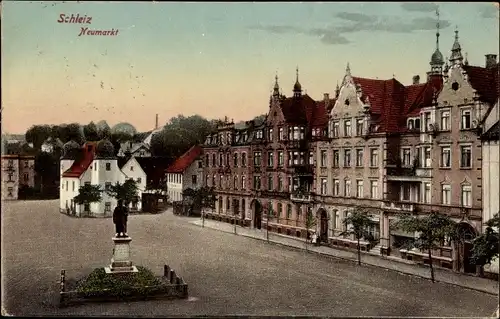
[321, 178, 327, 195]
[355, 149, 363, 167]
[278, 176, 283, 191]
[226, 198, 231, 212]
[461, 109, 471, 129]
[333, 179, 340, 196]
[344, 149, 351, 167]
[402, 184, 411, 201]
[23, 173, 29, 182]
[268, 176, 273, 191]
[356, 119, 364, 136]
[370, 180, 378, 199]
[211, 154, 216, 167]
[423, 112, 431, 132]
[84, 203, 90, 212]
[233, 153, 238, 167]
[279, 127, 284, 140]
[106, 163, 111, 171]
[332, 121, 340, 138]
[7, 187, 14, 197]
[356, 180, 363, 198]
[452, 82, 459, 91]
[333, 150, 340, 167]
[205, 155, 209, 167]
[460, 146, 472, 168]
[441, 110, 450, 131]
[241, 176, 246, 189]
[278, 151, 284, 167]
[333, 210, 340, 230]
[85, 182, 90, 186]
[66, 181, 69, 190]
[192, 175, 197, 185]
[344, 180, 351, 197]
[402, 148, 411, 167]
[461, 184, 472, 207]
[287, 204, 292, 219]
[105, 202, 111, 212]
[408, 119, 414, 130]
[344, 120, 352, 137]
[267, 152, 274, 167]
[253, 152, 262, 167]
[256, 130, 263, 139]
[309, 152, 314, 165]
[24, 160, 29, 168]
[219, 153, 223, 166]
[370, 148, 378, 167]
[219, 175, 223, 188]
[268, 128, 273, 141]
[234, 176, 238, 189]
[320, 150, 327, 167]
[423, 147, 432, 168]
[130, 165, 134, 171]
[288, 177, 292, 192]
[135, 177, 141, 184]
[226, 153, 230, 167]
[424, 182, 431, 204]
[242, 153, 247, 167]
[72, 181, 75, 191]
[253, 176, 261, 190]
[198, 160, 203, 168]
[442, 184, 451, 204]
[277, 203, 282, 218]
[440, 147, 451, 168]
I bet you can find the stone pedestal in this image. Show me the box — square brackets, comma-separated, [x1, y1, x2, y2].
[105, 236, 138, 274]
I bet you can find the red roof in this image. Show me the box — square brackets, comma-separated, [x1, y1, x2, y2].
[312, 98, 335, 127]
[279, 94, 317, 125]
[464, 64, 500, 105]
[165, 145, 202, 173]
[62, 142, 96, 178]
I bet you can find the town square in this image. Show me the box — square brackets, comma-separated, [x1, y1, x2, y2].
[2, 1, 499, 317]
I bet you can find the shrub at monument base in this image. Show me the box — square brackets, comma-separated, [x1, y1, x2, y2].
[76, 266, 161, 298]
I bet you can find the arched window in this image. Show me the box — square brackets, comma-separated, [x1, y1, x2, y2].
[408, 119, 414, 130]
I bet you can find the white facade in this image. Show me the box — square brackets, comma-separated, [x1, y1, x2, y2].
[120, 157, 147, 211]
[166, 173, 183, 202]
[166, 159, 203, 202]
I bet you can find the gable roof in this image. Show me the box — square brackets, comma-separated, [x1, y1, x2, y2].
[166, 145, 203, 173]
[463, 64, 500, 105]
[482, 120, 500, 141]
[117, 156, 130, 169]
[279, 94, 317, 125]
[62, 142, 97, 178]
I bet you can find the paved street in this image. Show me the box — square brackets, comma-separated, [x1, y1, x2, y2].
[1, 200, 498, 317]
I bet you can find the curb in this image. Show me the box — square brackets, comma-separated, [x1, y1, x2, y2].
[193, 221, 499, 296]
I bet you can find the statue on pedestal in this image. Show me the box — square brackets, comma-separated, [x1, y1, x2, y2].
[113, 199, 129, 237]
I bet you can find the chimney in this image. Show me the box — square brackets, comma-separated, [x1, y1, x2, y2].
[155, 114, 159, 129]
[324, 93, 330, 109]
[485, 54, 497, 68]
[412, 75, 420, 85]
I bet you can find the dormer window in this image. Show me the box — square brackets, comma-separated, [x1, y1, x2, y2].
[408, 119, 414, 130]
[268, 128, 273, 141]
[256, 130, 263, 139]
[415, 119, 421, 130]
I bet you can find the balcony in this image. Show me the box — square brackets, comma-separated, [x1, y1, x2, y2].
[290, 164, 314, 176]
[290, 192, 312, 202]
[386, 166, 432, 181]
[284, 139, 309, 150]
[260, 190, 290, 200]
[217, 166, 232, 174]
[381, 201, 415, 212]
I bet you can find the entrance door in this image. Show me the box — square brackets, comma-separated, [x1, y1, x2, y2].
[253, 201, 262, 229]
[320, 210, 328, 242]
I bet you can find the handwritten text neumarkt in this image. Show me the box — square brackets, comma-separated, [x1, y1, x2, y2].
[57, 14, 119, 36]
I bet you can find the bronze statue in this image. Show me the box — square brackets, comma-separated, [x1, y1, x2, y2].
[113, 199, 129, 237]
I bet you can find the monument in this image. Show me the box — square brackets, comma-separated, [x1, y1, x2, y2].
[105, 200, 138, 274]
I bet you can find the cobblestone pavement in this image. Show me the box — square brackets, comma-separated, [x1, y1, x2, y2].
[1, 200, 498, 317]
[191, 217, 499, 295]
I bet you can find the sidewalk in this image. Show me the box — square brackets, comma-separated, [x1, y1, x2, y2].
[191, 218, 499, 296]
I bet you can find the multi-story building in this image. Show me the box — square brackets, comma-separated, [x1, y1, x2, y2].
[200, 27, 499, 275]
[1, 155, 35, 200]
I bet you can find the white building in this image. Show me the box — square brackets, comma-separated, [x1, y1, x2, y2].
[165, 145, 203, 202]
[41, 137, 63, 153]
[481, 102, 499, 275]
[60, 141, 147, 217]
[119, 156, 147, 211]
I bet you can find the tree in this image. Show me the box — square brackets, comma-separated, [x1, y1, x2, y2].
[25, 125, 51, 151]
[34, 151, 59, 195]
[110, 132, 134, 156]
[106, 179, 139, 206]
[340, 209, 373, 265]
[73, 184, 103, 216]
[83, 121, 100, 141]
[394, 212, 457, 282]
[65, 123, 85, 144]
[471, 213, 500, 275]
[304, 208, 317, 252]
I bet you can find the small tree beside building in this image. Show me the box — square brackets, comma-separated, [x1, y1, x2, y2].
[340, 209, 373, 265]
[471, 213, 499, 276]
[73, 184, 103, 216]
[394, 212, 457, 282]
[304, 208, 317, 252]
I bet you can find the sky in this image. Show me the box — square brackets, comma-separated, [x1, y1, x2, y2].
[1, 1, 499, 134]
